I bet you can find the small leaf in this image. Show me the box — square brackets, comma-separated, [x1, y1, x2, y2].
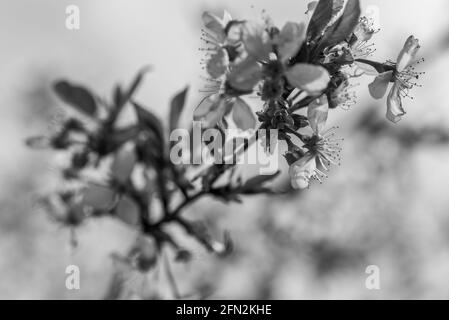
[169, 87, 189, 132]
[291, 114, 309, 129]
[53, 81, 97, 117]
[239, 171, 280, 194]
[121, 67, 150, 107]
[132, 101, 164, 142]
[317, 0, 361, 52]
[307, 0, 333, 41]
[232, 98, 256, 130]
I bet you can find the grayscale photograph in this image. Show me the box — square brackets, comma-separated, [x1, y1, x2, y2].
[0, 0, 448, 303]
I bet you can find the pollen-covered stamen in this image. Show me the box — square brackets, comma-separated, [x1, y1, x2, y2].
[394, 58, 425, 99]
[352, 41, 376, 59]
[199, 32, 222, 54]
[351, 16, 379, 59]
[311, 167, 328, 184]
[310, 127, 343, 166]
[332, 82, 358, 110]
[200, 29, 222, 48]
[198, 77, 224, 95]
[354, 16, 380, 41]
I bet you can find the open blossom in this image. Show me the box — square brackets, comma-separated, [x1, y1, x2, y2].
[226, 19, 330, 97]
[368, 36, 423, 123]
[289, 99, 342, 189]
[196, 11, 257, 130]
[329, 75, 357, 110]
[349, 16, 377, 59]
[200, 11, 242, 79]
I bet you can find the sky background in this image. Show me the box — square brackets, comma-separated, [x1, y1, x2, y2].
[1, 0, 449, 299]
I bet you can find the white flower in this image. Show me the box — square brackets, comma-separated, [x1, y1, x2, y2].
[329, 78, 357, 110]
[200, 11, 236, 79]
[289, 98, 342, 189]
[228, 19, 330, 95]
[368, 36, 423, 123]
[347, 17, 378, 60]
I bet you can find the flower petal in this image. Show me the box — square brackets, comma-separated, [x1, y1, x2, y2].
[202, 11, 226, 42]
[193, 94, 228, 128]
[206, 49, 229, 79]
[226, 21, 244, 44]
[285, 63, 330, 94]
[306, 1, 318, 17]
[232, 98, 256, 130]
[277, 22, 306, 63]
[228, 57, 262, 92]
[193, 95, 217, 120]
[396, 35, 420, 72]
[354, 61, 379, 76]
[289, 154, 316, 189]
[242, 21, 272, 61]
[307, 96, 329, 135]
[222, 10, 233, 26]
[353, 17, 375, 42]
[368, 70, 393, 99]
[386, 83, 406, 123]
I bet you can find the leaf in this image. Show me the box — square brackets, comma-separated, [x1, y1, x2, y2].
[317, 0, 361, 51]
[169, 87, 188, 133]
[109, 126, 140, 152]
[132, 101, 165, 143]
[122, 67, 150, 105]
[112, 67, 150, 118]
[307, 0, 334, 41]
[239, 171, 280, 194]
[53, 81, 97, 117]
[232, 98, 256, 130]
[291, 114, 309, 129]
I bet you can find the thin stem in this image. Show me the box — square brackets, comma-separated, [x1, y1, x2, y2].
[163, 250, 181, 299]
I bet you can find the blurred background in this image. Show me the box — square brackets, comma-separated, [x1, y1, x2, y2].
[1, 0, 449, 299]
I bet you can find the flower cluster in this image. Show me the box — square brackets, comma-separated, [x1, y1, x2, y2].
[197, 0, 423, 189]
[26, 0, 424, 298]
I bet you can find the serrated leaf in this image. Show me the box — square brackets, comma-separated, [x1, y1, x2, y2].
[307, 0, 333, 41]
[317, 0, 361, 51]
[169, 87, 188, 133]
[53, 81, 97, 117]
